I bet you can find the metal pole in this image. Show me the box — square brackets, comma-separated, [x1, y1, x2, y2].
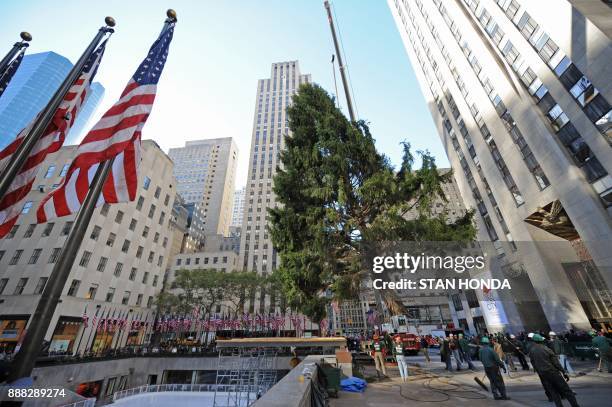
[0, 18, 114, 202]
[323, 1, 355, 121]
[7, 159, 114, 382]
[0, 32, 31, 74]
[331, 55, 341, 109]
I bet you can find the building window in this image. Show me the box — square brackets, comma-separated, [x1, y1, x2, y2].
[21, 201, 33, 214]
[176, 258, 182, 266]
[159, 211, 165, 225]
[164, 194, 170, 206]
[129, 218, 137, 231]
[148, 204, 156, 219]
[0, 278, 8, 294]
[14, 278, 28, 295]
[115, 210, 124, 224]
[136, 294, 143, 306]
[28, 248, 42, 264]
[9, 250, 23, 265]
[129, 267, 137, 281]
[97, 256, 108, 272]
[121, 239, 130, 253]
[106, 232, 116, 247]
[6, 225, 19, 239]
[44, 165, 56, 178]
[143, 176, 151, 190]
[136, 196, 144, 210]
[86, 284, 98, 300]
[114, 263, 123, 277]
[79, 251, 92, 267]
[67, 279, 80, 296]
[157, 256, 163, 267]
[90, 225, 101, 241]
[136, 246, 144, 258]
[154, 187, 161, 198]
[147, 296, 153, 308]
[34, 277, 48, 294]
[153, 232, 160, 243]
[106, 288, 115, 302]
[122, 291, 130, 305]
[100, 203, 110, 216]
[23, 224, 36, 238]
[153, 275, 159, 287]
[60, 163, 70, 177]
[48, 248, 61, 263]
[148, 251, 154, 263]
[41, 222, 55, 237]
[142, 226, 149, 238]
[142, 271, 149, 284]
[60, 221, 73, 236]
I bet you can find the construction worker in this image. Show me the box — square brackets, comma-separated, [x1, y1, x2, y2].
[549, 332, 574, 375]
[509, 334, 530, 370]
[372, 334, 387, 378]
[458, 333, 476, 370]
[591, 330, 612, 373]
[529, 334, 580, 407]
[478, 337, 509, 400]
[393, 335, 409, 382]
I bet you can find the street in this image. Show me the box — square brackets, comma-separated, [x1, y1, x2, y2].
[331, 351, 611, 406]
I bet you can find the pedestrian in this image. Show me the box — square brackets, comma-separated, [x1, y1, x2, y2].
[529, 334, 580, 407]
[492, 337, 510, 377]
[501, 335, 517, 371]
[458, 333, 476, 370]
[420, 336, 430, 362]
[449, 334, 463, 371]
[509, 334, 530, 370]
[549, 331, 574, 375]
[372, 334, 387, 378]
[393, 335, 409, 382]
[591, 330, 612, 373]
[441, 337, 452, 371]
[478, 337, 510, 400]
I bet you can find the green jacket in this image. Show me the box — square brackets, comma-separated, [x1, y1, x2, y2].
[479, 345, 504, 368]
[529, 343, 564, 373]
[459, 338, 470, 353]
[592, 336, 611, 353]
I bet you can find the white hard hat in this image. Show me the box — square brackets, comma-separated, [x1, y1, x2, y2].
[510, 334, 516, 339]
[527, 333, 534, 338]
[549, 331, 556, 336]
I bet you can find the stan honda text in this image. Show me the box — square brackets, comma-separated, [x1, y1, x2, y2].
[372, 278, 511, 290]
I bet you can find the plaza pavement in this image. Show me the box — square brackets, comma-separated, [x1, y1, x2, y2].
[331, 350, 611, 407]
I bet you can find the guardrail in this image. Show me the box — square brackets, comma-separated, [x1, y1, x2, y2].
[112, 383, 257, 402]
[60, 399, 95, 407]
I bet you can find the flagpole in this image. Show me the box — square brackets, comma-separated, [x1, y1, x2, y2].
[0, 18, 114, 201]
[7, 158, 114, 382]
[0, 32, 31, 75]
[73, 304, 89, 356]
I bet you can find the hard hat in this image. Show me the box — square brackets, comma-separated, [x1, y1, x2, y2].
[527, 333, 534, 338]
[532, 334, 545, 342]
[549, 331, 556, 336]
[480, 337, 490, 344]
[510, 334, 516, 339]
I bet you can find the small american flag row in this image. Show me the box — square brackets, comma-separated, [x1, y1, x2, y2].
[37, 24, 175, 223]
[0, 42, 108, 238]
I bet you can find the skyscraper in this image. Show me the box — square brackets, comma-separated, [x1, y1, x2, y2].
[65, 82, 105, 145]
[388, 0, 612, 331]
[168, 138, 238, 236]
[231, 186, 246, 228]
[239, 61, 311, 313]
[0, 51, 103, 149]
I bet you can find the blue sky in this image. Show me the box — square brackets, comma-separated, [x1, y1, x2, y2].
[1, 0, 448, 187]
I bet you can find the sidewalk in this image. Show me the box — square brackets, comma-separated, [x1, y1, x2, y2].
[331, 352, 611, 406]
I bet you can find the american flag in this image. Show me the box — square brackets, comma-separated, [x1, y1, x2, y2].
[37, 24, 175, 223]
[0, 49, 25, 98]
[0, 41, 107, 237]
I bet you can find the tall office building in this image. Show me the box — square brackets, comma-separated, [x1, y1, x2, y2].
[239, 61, 311, 313]
[0, 51, 103, 149]
[388, 0, 612, 331]
[65, 82, 105, 145]
[168, 139, 238, 236]
[0, 140, 176, 354]
[231, 187, 246, 227]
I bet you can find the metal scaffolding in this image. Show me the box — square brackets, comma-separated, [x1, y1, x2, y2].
[213, 347, 278, 407]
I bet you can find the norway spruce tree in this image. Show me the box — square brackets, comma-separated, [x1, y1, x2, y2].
[268, 84, 476, 322]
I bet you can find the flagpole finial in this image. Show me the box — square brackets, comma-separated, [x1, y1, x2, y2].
[20, 32, 32, 42]
[166, 9, 177, 22]
[105, 16, 116, 28]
